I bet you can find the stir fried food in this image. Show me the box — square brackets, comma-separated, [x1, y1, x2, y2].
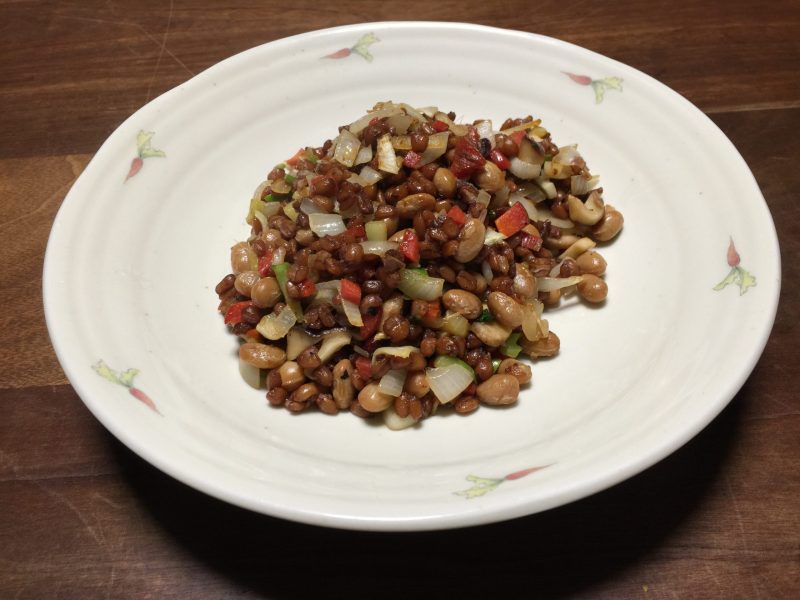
[215, 102, 624, 429]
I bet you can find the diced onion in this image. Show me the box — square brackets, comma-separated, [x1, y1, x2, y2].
[433, 112, 468, 136]
[509, 157, 542, 180]
[386, 113, 414, 134]
[239, 357, 262, 389]
[481, 260, 494, 283]
[354, 145, 373, 166]
[318, 330, 352, 364]
[475, 119, 493, 139]
[398, 269, 444, 300]
[348, 106, 403, 134]
[372, 346, 418, 364]
[537, 276, 584, 292]
[536, 208, 575, 229]
[543, 161, 573, 179]
[382, 408, 417, 431]
[418, 132, 449, 166]
[535, 177, 558, 199]
[515, 181, 547, 203]
[256, 306, 297, 340]
[309, 213, 346, 237]
[426, 363, 474, 404]
[299, 197, 324, 215]
[333, 128, 361, 167]
[521, 304, 544, 342]
[286, 327, 317, 360]
[379, 369, 407, 397]
[359, 240, 399, 255]
[390, 135, 412, 151]
[440, 312, 470, 337]
[365, 220, 388, 242]
[359, 165, 383, 185]
[282, 203, 298, 222]
[377, 133, 400, 174]
[342, 298, 363, 327]
[476, 189, 492, 208]
[484, 228, 506, 246]
[570, 174, 600, 196]
[562, 237, 596, 260]
[397, 102, 427, 122]
[553, 144, 581, 165]
[252, 211, 268, 232]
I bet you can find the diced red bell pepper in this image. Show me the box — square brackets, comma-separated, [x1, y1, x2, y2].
[346, 224, 366, 239]
[285, 148, 305, 166]
[450, 138, 486, 179]
[224, 301, 253, 325]
[466, 125, 480, 145]
[359, 309, 382, 339]
[489, 148, 511, 170]
[399, 229, 420, 263]
[340, 278, 362, 305]
[403, 151, 422, 168]
[257, 252, 274, 277]
[447, 205, 466, 226]
[495, 202, 529, 237]
[424, 300, 441, 320]
[355, 356, 373, 381]
[431, 120, 449, 132]
[509, 130, 526, 145]
[294, 280, 316, 299]
[521, 234, 543, 251]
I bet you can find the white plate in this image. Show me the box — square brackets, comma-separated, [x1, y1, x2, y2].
[44, 22, 780, 531]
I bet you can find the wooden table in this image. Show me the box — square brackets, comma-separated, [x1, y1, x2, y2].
[2, 1, 798, 597]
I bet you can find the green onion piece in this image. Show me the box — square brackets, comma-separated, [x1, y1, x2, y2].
[284, 174, 297, 184]
[478, 308, 492, 322]
[433, 355, 475, 379]
[500, 333, 522, 358]
[271, 263, 304, 320]
[264, 194, 277, 202]
[492, 359, 502, 372]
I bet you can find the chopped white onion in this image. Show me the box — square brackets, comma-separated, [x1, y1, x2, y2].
[333, 128, 361, 167]
[509, 157, 542, 180]
[537, 276, 584, 292]
[359, 240, 399, 255]
[354, 145, 373, 166]
[562, 237, 597, 260]
[398, 269, 444, 300]
[318, 330, 352, 364]
[535, 177, 558, 199]
[476, 189, 492, 208]
[535, 208, 575, 229]
[348, 106, 403, 134]
[398, 102, 427, 122]
[553, 144, 581, 165]
[342, 297, 363, 327]
[365, 220, 388, 242]
[377, 133, 400, 174]
[382, 408, 417, 431]
[418, 132, 449, 166]
[286, 327, 317, 360]
[481, 260, 494, 283]
[475, 119, 493, 139]
[440, 312, 470, 337]
[386, 113, 414, 134]
[299, 197, 324, 215]
[255, 306, 297, 340]
[570, 174, 600, 196]
[426, 364, 473, 404]
[379, 369, 407, 397]
[309, 213, 346, 237]
[510, 194, 538, 220]
[239, 357, 262, 389]
[484, 228, 506, 245]
[372, 346, 418, 364]
[359, 165, 383, 185]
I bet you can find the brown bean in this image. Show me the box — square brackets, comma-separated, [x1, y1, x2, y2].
[591, 205, 624, 241]
[578, 274, 608, 303]
[420, 330, 437, 357]
[454, 396, 480, 414]
[521, 331, 560, 357]
[310, 176, 335, 196]
[404, 372, 430, 398]
[383, 315, 410, 344]
[230, 242, 254, 274]
[512, 264, 537, 299]
[487, 292, 524, 328]
[494, 133, 518, 157]
[358, 383, 394, 413]
[342, 243, 364, 264]
[250, 277, 281, 309]
[215, 274, 236, 296]
[442, 289, 482, 320]
[477, 374, 519, 405]
[433, 168, 457, 198]
[396, 193, 436, 218]
[239, 343, 286, 369]
[266, 387, 287, 406]
[291, 382, 319, 404]
[455, 218, 486, 263]
[473, 161, 505, 193]
[241, 304, 262, 325]
[278, 361, 305, 392]
[470, 321, 512, 347]
[332, 359, 355, 409]
[410, 132, 429, 152]
[576, 250, 607, 275]
[310, 365, 333, 388]
[497, 358, 532, 384]
[296, 345, 322, 369]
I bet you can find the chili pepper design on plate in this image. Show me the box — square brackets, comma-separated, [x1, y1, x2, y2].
[563, 72, 623, 104]
[713, 237, 757, 295]
[92, 360, 160, 414]
[125, 130, 165, 181]
[322, 33, 379, 62]
[455, 465, 550, 498]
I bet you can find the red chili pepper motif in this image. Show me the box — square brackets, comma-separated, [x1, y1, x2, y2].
[727, 237, 741, 267]
[129, 387, 159, 414]
[504, 466, 547, 480]
[92, 360, 161, 415]
[126, 157, 143, 181]
[294, 280, 316, 299]
[563, 72, 593, 85]
[450, 138, 486, 178]
[509, 130, 526, 145]
[323, 47, 351, 59]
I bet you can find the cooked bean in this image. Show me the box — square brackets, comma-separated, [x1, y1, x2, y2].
[494, 133, 518, 157]
[487, 292, 524, 328]
[473, 161, 505, 193]
[407, 176, 437, 196]
[522, 331, 560, 357]
[497, 358, 532, 384]
[470, 321, 512, 347]
[311, 176, 335, 196]
[410, 132, 429, 152]
[454, 396, 480, 414]
[296, 229, 315, 246]
[567, 192, 604, 226]
[239, 343, 286, 369]
[278, 361, 305, 392]
[230, 242, 253, 274]
[396, 193, 436, 218]
[576, 250, 607, 275]
[591, 205, 624, 241]
[455, 218, 486, 263]
[241, 304, 262, 325]
[310, 365, 333, 388]
[512, 263, 536, 299]
[291, 382, 319, 404]
[316, 393, 337, 415]
[404, 372, 430, 398]
[383, 315, 410, 344]
[296, 345, 322, 369]
[266, 387, 287, 406]
[358, 383, 394, 413]
[343, 243, 364, 263]
[578, 274, 608, 303]
[332, 359, 355, 409]
[475, 357, 494, 382]
[442, 289, 482, 320]
[250, 277, 281, 309]
[477, 374, 519, 405]
[215, 274, 235, 295]
[433, 167, 457, 198]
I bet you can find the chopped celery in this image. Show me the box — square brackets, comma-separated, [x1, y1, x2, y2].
[500, 332, 522, 358]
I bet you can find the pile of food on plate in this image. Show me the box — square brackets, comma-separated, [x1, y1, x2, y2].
[214, 102, 623, 429]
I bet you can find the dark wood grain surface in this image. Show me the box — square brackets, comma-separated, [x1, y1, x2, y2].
[2, 1, 798, 598]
